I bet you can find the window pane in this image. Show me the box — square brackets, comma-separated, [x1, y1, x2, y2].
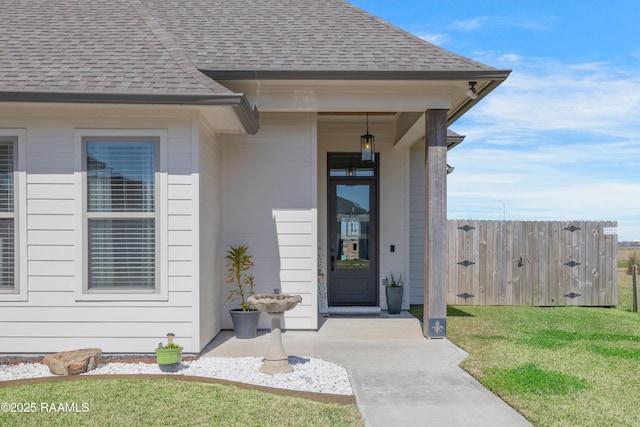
[0, 219, 14, 289]
[328, 153, 376, 177]
[336, 185, 370, 270]
[88, 219, 155, 289]
[87, 142, 155, 212]
[0, 142, 14, 213]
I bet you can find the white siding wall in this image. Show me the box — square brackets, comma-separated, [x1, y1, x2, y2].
[317, 118, 410, 310]
[409, 140, 426, 304]
[0, 105, 201, 353]
[221, 113, 318, 330]
[198, 120, 223, 348]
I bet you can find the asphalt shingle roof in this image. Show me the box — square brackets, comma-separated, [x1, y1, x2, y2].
[147, 0, 494, 73]
[0, 0, 499, 97]
[0, 0, 231, 96]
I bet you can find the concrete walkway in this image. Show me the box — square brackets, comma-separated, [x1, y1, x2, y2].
[202, 314, 532, 427]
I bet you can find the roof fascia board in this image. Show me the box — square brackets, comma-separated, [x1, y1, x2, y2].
[0, 91, 242, 105]
[447, 79, 504, 125]
[0, 91, 260, 134]
[447, 134, 466, 150]
[202, 69, 511, 81]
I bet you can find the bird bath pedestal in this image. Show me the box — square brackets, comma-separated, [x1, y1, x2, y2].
[247, 293, 302, 374]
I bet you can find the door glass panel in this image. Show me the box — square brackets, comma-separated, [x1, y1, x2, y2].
[336, 185, 370, 270]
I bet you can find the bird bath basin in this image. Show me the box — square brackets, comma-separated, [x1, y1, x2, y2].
[247, 293, 302, 374]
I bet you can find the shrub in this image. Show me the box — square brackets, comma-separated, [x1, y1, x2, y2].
[161, 343, 182, 349]
[226, 245, 256, 311]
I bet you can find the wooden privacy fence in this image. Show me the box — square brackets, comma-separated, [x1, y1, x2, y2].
[447, 220, 618, 306]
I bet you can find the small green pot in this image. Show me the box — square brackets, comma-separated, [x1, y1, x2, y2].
[155, 347, 183, 372]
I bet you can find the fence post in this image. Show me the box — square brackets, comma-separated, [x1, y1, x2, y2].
[633, 265, 638, 313]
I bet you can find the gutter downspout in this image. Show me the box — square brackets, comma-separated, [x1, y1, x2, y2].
[233, 95, 260, 135]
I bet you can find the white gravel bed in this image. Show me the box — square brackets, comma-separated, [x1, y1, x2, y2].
[0, 356, 353, 396]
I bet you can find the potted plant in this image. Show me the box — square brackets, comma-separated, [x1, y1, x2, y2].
[384, 273, 403, 314]
[226, 245, 261, 338]
[155, 333, 183, 372]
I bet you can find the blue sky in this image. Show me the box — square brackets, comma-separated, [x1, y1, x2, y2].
[349, 0, 640, 241]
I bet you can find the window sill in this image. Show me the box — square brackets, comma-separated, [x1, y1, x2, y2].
[0, 290, 28, 302]
[74, 289, 168, 302]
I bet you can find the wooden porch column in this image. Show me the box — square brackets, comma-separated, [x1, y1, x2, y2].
[424, 109, 448, 338]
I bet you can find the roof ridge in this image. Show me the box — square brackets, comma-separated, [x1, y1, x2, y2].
[338, 0, 494, 70]
[127, 0, 231, 94]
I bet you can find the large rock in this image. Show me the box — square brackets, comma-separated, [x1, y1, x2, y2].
[43, 348, 102, 375]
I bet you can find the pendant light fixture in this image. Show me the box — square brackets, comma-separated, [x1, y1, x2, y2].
[361, 113, 375, 163]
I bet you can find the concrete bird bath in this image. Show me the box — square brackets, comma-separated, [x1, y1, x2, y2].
[247, 293, 302, 374]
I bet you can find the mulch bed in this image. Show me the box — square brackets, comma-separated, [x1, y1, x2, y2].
[0, 354, 199, 366]
[0, 355, 356, 405]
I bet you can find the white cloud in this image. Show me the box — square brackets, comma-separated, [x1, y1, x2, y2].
[498, 54, 521, 63]
[451, 17, 485, 30]
[418, 33, 449, 45]
[450, 15, 549, 32]
[462, 61, 640, 139]
[448, 58, 640, 240]
[566, 62, 610, 71]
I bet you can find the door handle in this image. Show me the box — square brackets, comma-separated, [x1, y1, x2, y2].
[330, 255, 335, 272]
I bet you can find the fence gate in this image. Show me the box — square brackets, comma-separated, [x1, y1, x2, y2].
[447, 220, 618, 306]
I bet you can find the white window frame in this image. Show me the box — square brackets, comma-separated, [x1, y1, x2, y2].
[74, 129, 168, 301]
[0, 130, 27, 301]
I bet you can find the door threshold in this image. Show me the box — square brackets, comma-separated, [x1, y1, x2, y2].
[328, 306, 381, 315]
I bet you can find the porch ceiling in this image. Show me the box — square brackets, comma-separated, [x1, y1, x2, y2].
[317, 111, 465, 150]
[222, 77, 502, 149]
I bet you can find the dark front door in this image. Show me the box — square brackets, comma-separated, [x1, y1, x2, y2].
[327, 155, 378, 306]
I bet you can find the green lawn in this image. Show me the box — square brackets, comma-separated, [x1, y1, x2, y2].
[0, 378, 363, 427]
[412, 270, 640, 427]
